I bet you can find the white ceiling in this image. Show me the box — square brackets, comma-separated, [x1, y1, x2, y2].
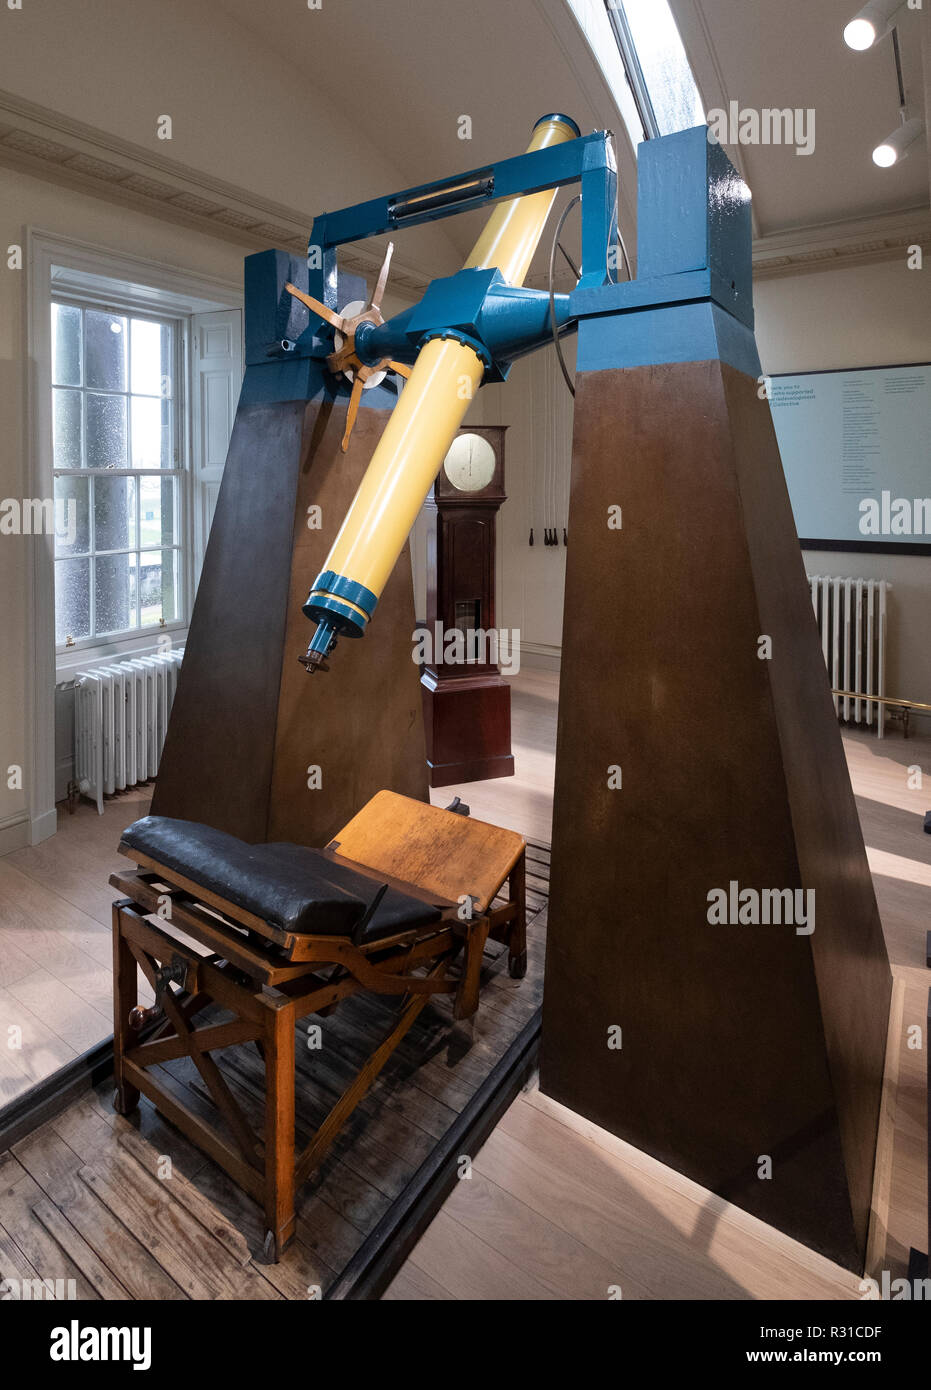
[210, 0, 630, 184]
[672, 0, 929, 236]
[210, 0, 639, 284]
[210, 0, 929, 280]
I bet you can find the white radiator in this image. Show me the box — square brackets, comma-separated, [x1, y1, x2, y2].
[808, 576, 889, 739]
[74, 650, 184, 813]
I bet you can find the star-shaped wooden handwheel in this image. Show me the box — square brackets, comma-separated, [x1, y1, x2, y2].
[285, 241, 412, 451]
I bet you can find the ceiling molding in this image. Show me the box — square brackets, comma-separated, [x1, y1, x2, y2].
[0, 88, 432, 297]
[752, 206, 930, 278]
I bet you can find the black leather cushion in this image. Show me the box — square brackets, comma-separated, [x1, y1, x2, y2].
[120, 816, 442, 942]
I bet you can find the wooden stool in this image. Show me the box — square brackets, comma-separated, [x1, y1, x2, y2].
[110, 791, 526, 1260]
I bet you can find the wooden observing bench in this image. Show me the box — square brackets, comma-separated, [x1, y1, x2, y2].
[109, 790, 526, 1261]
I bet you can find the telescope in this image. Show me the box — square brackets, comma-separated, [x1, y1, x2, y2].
[151, 112, 893, 1276]
[286, 112, 607, 671]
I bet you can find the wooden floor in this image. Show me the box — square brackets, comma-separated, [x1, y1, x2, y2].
[0, 669, 559, 1104]
[0, 786, 155, 1106]
[388, 698, 931, 1300]
[0, 670, 927, 1298]
[0, 857, 549, 1299]
[433, 667, 559, 845]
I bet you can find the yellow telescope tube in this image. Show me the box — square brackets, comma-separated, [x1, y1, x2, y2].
[303, 113, 579, 668]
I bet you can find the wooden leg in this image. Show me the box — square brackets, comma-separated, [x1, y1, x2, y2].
[112, 901, 140, 1116]
[507, 853, 527, 979]
[263, 1002, 296, 1262]
[294, 956, 451, 1189]
[454, 916, 491, 1020]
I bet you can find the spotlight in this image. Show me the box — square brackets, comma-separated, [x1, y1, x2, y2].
[872, 117, 925, 166]
[843, 0, 905, 50]
[844, 18, 878, 49]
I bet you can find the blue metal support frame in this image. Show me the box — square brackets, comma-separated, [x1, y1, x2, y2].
[240, 123, 760, 407]
[306, 130, 618, 304]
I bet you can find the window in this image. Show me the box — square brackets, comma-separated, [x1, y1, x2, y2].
[51, 299, 184, 648]
[565, 2, 704, 148]
[611, 1, 705, 138]
[606, 1, 705, 139]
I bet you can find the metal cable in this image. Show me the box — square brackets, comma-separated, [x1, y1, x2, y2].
[548, 195, 632, 399]
[548, 194, 581, 398]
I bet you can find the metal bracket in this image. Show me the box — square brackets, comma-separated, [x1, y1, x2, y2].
[154, 954, 189, 996]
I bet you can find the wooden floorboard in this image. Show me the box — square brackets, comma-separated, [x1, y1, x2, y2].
[0, 847, 549, 1299]
[386, 715, 930, 1300]
[0, 672, 926, 1300]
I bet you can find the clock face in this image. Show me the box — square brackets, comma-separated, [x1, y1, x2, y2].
[443, 432, 496, 493]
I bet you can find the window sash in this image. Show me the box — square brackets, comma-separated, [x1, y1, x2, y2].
[51, 296, 188, 649]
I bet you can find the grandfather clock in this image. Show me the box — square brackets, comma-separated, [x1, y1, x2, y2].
[420, 425, 514, 787]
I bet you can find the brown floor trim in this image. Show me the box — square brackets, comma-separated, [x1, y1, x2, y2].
[0, 1007, 171, 1154]
[0, 1036, 116, 1153]
[325, 1008, 542, 1301]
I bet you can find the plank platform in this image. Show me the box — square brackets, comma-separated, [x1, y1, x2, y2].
[0, 850, 549, 1299]
[0, 682, 926, 1300]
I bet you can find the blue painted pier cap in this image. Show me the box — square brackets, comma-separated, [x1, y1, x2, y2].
[570, 125, 761, 378]
[637, 124, 753, 328]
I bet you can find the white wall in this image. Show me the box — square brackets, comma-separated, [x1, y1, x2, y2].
[408, 342, 577, 671]
[0, 0, 456, 279]
[0, 166, 249, 848]
[755, 259, 931, 717]
[484, 345, 575, 669]
[0, 0, 458, 852]
[478, 257, 931, 709]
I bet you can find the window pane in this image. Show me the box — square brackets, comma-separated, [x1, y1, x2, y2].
[95, 552, 136, 635]
[86, 392, 127, 468]
[51, 300, 184, 648]
[139, 550, 179, 626]
[139, 476, 176, 548]
[55, 557, 91, 643]
[131, 396, 171, 468]
[131, 319, 171, 396]
[94, 475, 137, 552]
[52, 304, 82, 386]
[620, 0, 705, 136]
[54, 475, 90, 557]
[53, 388, 82, 469]
[85, 310, 128, 390]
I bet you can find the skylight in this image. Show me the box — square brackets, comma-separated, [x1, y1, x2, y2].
[608, 1, 705, 138]
[564, 0, 705, 148]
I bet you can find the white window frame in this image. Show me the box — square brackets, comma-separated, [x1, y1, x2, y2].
[559, 0, 646, 152]
[26, 229, 242, 844]
[51, 292, 189, 653]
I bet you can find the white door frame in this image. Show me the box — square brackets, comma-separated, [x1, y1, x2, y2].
[25, 228, 242, 846]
